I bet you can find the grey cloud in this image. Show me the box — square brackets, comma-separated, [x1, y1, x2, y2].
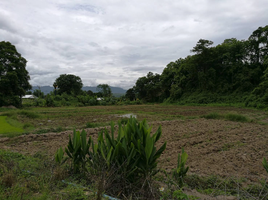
[0, 16, 17, 33]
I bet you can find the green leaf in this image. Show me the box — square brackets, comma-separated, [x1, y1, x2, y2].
[105, 129, 115, 149]
[145, 134, 154, 164]
[81, 129, 87, 153]
[65, 147, 73, 158]
[263, 158, 268, 173]
[181, 152, 188, 164]
[154, 142, 167, 160]
[106, 147, 113, 168]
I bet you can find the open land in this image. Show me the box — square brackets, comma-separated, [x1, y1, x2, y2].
[1, 104, 268, 183]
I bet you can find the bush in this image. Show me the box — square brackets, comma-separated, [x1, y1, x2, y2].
[54, 95, 62, 101]
[45, 95, 55, 107]
[56, 118, 167, 198]
[34, 98, 45, 107]
[89, 98, 97, 106]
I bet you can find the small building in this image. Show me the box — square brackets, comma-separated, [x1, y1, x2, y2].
[22, 95, 37, 99]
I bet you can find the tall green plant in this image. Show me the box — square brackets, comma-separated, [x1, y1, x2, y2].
[91, 117, 167, 182]
[172, 148, 189, 187]
[55, 146, 67, 165]
[64, 129, 91, 173]
[55, 118, 167, 198]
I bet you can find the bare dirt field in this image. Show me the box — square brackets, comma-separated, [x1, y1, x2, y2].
[1, 105, 268, 182]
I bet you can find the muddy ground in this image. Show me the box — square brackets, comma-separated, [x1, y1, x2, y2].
[1, 114, 268, 183]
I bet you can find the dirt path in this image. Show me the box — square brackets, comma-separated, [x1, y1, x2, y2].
[1, 118, 268, 181]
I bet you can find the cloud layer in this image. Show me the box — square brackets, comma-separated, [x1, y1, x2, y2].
[0, 0, 267, 89]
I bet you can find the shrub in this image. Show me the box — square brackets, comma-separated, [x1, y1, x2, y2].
[89, 98, 97, 106]
[34, 98, 45, 106]
[56, 117, 167, 198]
[45, 95, 55, 107]
[54, 95, 62, 101]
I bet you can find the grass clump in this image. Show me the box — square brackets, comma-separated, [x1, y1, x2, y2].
[224, 113, 249, 122]
[202, 112, 250, 123]
[201, 112, 222, 119]
[85, 122, 99, 128]
[18, 111, 39, 119]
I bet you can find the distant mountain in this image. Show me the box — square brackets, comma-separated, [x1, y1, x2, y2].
[30, 86, 126, 95]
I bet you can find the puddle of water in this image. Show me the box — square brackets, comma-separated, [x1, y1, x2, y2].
[120, 113, 137, 118]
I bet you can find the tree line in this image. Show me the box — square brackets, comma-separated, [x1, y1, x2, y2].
[126, 25, 268, 107]
[0, 41, 119, 107]
[1, 25, 268, 108]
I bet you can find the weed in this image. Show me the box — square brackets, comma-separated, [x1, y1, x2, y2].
[201, 112, 222, 119]
[23, 123, 34, 129]
[56, 126, 64, 132]
[85, 122, 99, 128]
[18, 111, 39, 119]
[221, 141, 245, 151]
[224, 113, 249, 122]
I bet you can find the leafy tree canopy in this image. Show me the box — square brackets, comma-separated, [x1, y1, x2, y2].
[33, 89, 45, 98]
[97, 84, 112, 97]
[125, 88, 136, 101]
[54, 74, 83, 95]
[0, 41, 31, 107]
[131, 25, 268, 107]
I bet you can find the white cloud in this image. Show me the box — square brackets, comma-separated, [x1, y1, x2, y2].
[0, 0, 267, 89]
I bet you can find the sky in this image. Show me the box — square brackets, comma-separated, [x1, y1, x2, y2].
[0, 0, 267, 90]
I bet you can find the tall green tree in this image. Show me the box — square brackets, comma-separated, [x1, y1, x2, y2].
[54, 74, 83, 95]
[97, 84, 112, 97]
[125, 88, 136, 101]
[33, 89, 45, 98]
[0, 41, 31, 107]
[134, 72, 161, 102]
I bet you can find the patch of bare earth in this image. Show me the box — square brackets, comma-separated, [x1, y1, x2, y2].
[1, 118, 267, 180]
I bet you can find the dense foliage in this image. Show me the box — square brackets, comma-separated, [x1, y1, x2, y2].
[96, 84, 112, 97]
[130, 25, 268, 107]
[54, 74, 83, 95]
[0, 41, 31, 107]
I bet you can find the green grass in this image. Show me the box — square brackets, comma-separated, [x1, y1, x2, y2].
[0, 116, 24, 134]
[201, 112, 222, 119]
[224, 113, 249, 122]
[201, 112, 250, 122]
[0, 149, 94, 199]
[85, 122, 100, 128]
[18, 110, 40, 119]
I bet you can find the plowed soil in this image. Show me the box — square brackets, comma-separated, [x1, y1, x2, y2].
[1, 105, 268, 182]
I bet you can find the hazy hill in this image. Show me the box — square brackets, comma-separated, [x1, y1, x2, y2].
[31, 86, 126, 95]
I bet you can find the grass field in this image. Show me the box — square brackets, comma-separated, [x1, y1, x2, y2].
[0, 116, 24, 134]
[0, 104, 266, 136]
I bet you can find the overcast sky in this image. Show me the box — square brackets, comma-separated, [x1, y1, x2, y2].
[0, 0, 267, 89]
